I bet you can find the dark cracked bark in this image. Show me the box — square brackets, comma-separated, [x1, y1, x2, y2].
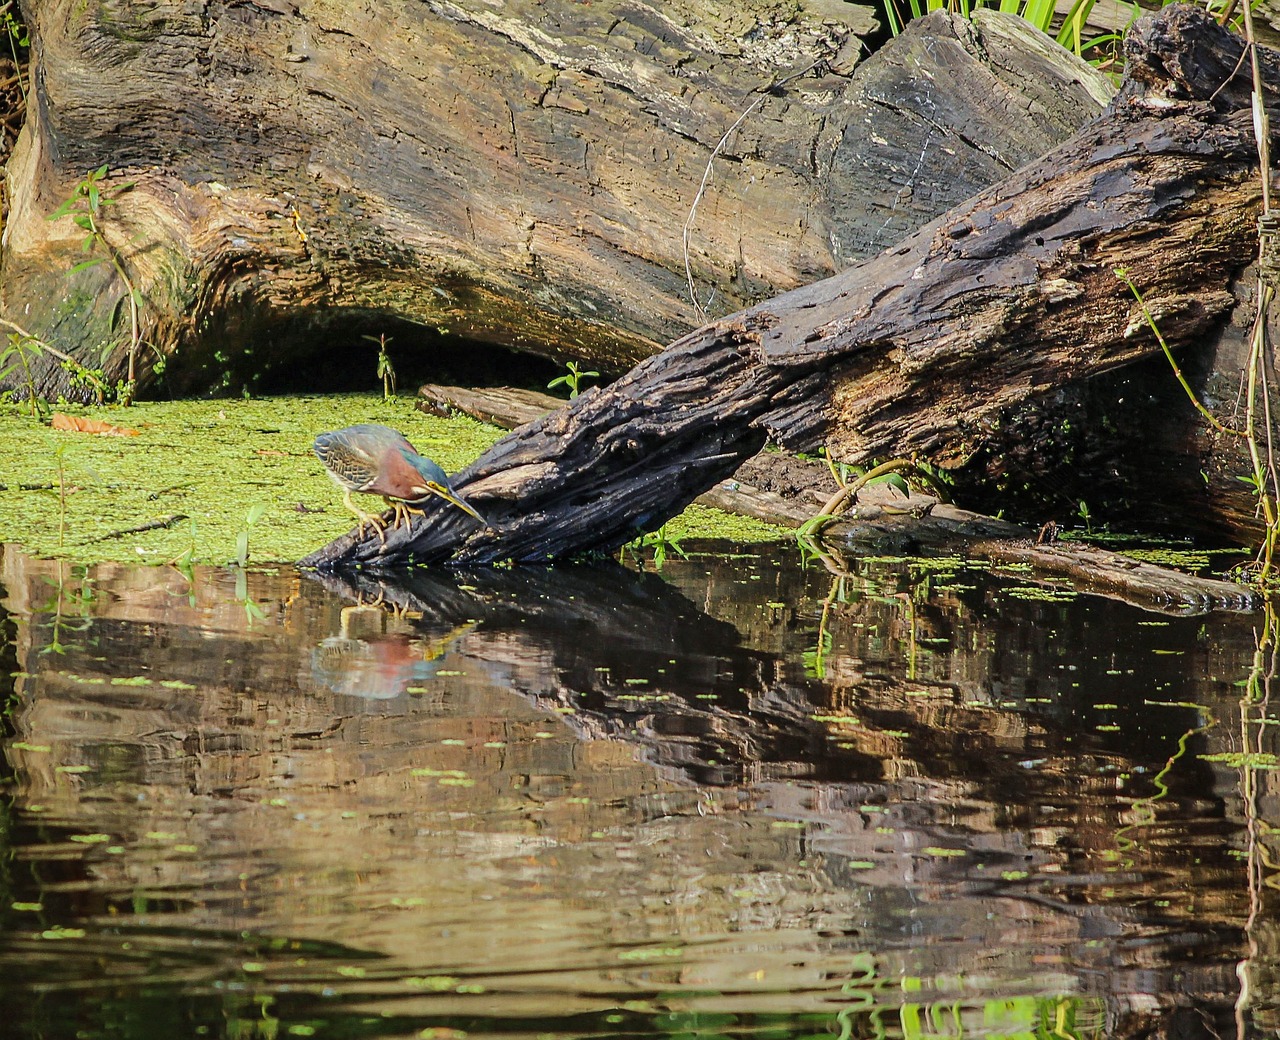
[302, 5, 1277, 569]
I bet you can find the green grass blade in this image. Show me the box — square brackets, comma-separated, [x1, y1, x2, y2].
[1022, 0, 1057, 33]
[1055, 0, 1096, 55]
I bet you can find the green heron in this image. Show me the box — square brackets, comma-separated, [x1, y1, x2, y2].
[313, 423, 485, 540]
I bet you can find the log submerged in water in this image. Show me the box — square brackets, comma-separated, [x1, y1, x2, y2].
[301, 5, 1274, 570]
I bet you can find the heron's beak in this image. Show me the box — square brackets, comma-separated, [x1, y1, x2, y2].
[414, 481, 487, 524]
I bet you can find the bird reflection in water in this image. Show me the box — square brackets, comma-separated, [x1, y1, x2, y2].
[309, 603, 475, 700]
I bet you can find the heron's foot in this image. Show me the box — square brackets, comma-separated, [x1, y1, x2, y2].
[386, 499, 425, 532]
[354, 510, 389, 546]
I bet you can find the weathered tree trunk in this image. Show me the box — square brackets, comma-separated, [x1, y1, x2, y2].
[302, 5, 1276, 568]
[1, 0, 1109, 395]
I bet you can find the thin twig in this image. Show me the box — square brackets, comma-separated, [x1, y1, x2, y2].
[0, 316, 76, 364]
[1115, 267, 1246, 438]
[91, 513, 189, 541]
[682, 58, 826, 321]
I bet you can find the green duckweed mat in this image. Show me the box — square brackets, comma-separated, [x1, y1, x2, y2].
[0, 394, 783, 565]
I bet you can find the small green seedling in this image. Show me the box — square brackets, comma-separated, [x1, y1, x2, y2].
[548, 361, 599, 399]
[362, 333, 397, 400]
[235, 502, 268, 567]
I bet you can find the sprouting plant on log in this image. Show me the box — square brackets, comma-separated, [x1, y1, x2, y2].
[48, 165, 144, 405]
[362, 333, 397, 400]
[548, 360, 598, 399]
[796, 457, 951, 550]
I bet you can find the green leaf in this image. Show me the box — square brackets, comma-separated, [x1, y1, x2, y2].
[868, 472, 910, 496]
[72, 214, 93, 231]
[68, 258, 104, 275]
[1022, 0, 1057, 32]
[1054, 0, 1097, 54]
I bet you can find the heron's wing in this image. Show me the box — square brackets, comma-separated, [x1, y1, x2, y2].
[314, 433, 381, 491]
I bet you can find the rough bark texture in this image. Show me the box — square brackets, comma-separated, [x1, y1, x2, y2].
[413, 382, 1260, 612]
[301, 5, 1276, 568]
[1, 0, 1110, 395]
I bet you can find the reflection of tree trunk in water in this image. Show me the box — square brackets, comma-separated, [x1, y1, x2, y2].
[305, 5, 1277, 569]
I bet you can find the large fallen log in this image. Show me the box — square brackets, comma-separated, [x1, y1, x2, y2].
[302, 4, 1274, 569]
[414, 382, 1260, 611]
[0, 0, 1109, 397]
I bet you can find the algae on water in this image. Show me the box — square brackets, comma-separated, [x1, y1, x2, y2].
[0, 395, 783, 565]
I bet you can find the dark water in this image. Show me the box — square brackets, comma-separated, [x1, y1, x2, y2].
[1, 541, 1278, 1039]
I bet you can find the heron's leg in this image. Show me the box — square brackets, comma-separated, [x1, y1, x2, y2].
[344, 488, 388, 544]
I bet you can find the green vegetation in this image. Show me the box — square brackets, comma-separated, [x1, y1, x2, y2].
[362, 333, 397, 400]
[881, 0, 1122, 61]
[2, 1, 28, 100]
[1112, 0, 1278, 588]
[547, 360, 598, 400]
[880, 0, 1241, 67]
[0, 395, 496, 565]
[0, 394, 783, 566]
[0, 333, 48, 418]
[796, 456, 951, 548]
[47, 165, 145, 404]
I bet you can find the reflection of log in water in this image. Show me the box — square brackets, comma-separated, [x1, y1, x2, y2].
[308, 562, 873, 787]
[306, 561, 1248, 801]
[0, 547, 1261, 1033]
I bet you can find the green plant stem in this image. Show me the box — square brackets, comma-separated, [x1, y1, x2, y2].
[799, 458, 921, 541]
[85, 208, 141, 401]
[1244, 288, 1277, 581]
[8, 336, 39, 415]
[824, 453, 846, 489]
[1239, 2, 1280, 585]
[1115, 268, 1245, 438]
[817, 458, 917, 517]
[111, 254, 141, 396]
